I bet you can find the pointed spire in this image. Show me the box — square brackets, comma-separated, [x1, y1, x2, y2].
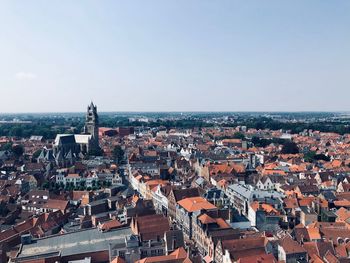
[65, 149, 74, 160]
[45, 149, 54, 161]
[38, 149, 46, 160]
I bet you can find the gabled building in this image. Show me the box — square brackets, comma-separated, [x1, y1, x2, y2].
[278, 235, 308, 263]
[167, 188, 200, 222]
[215, 236, 273, 263]
[248, 201, 281, 232]
[176, 196, 217, 240]
[131, 214, 170, 242]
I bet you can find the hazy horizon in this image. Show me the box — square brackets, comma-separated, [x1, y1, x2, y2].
[1, 1, 349, 112]
[0, 110, 349, 115]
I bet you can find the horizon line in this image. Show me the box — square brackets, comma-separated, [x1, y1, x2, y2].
[0, 110, 350, 115]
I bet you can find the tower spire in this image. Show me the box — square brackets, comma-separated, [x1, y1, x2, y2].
[83, 102, 99, 151]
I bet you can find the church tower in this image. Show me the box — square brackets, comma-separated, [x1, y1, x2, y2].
[84, 102, 99, 150]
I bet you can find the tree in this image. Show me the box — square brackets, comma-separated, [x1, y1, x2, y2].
[0, 202, 9, 217]
[0, 142, 13, 151]
[314, 154, 330, 162]
[304, 151, 330, 162]
[87, 147, 103, 157]
[281, 141, 299, 154]
[80, 181, 86, 187]
[113, 145, 125, 164]
[233, 132, 245, 140]
[304, 151, 316, 163]
[9, 126, 23, 137]
[12, 144, 24, 157]
[49, 181, 55, 190]
[32, 149, 42, 160]
[252, 137, 270, 147]
[42, 181, 49, 189]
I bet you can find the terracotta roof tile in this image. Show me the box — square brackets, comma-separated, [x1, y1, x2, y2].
[177, 197, 217, 212]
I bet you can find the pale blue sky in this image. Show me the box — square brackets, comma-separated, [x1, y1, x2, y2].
[0, 1, 349, 112]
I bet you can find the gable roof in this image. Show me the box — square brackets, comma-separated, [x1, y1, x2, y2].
[177, 197, 217, 212]
[172, 188, 200, 202]
[132, 214, 170, 241]
[136, 247, 190, 263]
[222, 237, 268, 261]
[42, 199, 68, 211]
[279, 236, 306, 255]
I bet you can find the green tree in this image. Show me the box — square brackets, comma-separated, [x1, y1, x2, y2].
[281, 141, 299, 154]
[9, 126, 23, 137]
[304, 151, 316, 162]
[233, 132, 245, 140]
[12, 144, 24, 157]
[314, 154, 330, 162]
[42, 181, 49, 189]
[0, 142, 13, 151]
[87, 147, 103, 157]
[0, 202, 9, 217]
[32, 149, 42, 160]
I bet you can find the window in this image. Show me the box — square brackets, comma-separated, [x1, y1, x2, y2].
[118, 251, 125, 258]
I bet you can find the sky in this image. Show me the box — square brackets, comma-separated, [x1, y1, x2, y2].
[0, 1, 349, 113]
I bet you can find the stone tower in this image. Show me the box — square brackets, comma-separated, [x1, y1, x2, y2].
[84, 102, 99, 150]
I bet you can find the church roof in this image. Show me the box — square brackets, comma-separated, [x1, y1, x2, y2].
[45, 149, 55, 161]
[38, 150, 46, 160]
[65, 150, 74, 160]
[54, 134, 76, 146]
[55, 151, 63, 161]
[74, 135, 91, 144]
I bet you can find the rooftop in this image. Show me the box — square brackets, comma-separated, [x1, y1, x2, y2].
[16, 227, 132, 260]
[177, 196, 217, 212]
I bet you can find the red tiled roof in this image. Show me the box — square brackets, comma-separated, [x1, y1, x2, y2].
[42, 199, 68, 211]
[136, 247, 189, 263]
[177, 197, 216, 212]
[99, 219, 123, 231]
[237, 253, 277, 263]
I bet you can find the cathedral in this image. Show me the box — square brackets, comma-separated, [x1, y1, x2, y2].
[38, 102, 100, 166]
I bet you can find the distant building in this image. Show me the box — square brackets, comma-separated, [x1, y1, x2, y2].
[46, 102, 100, 166]
[83, 102, 99, 151]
